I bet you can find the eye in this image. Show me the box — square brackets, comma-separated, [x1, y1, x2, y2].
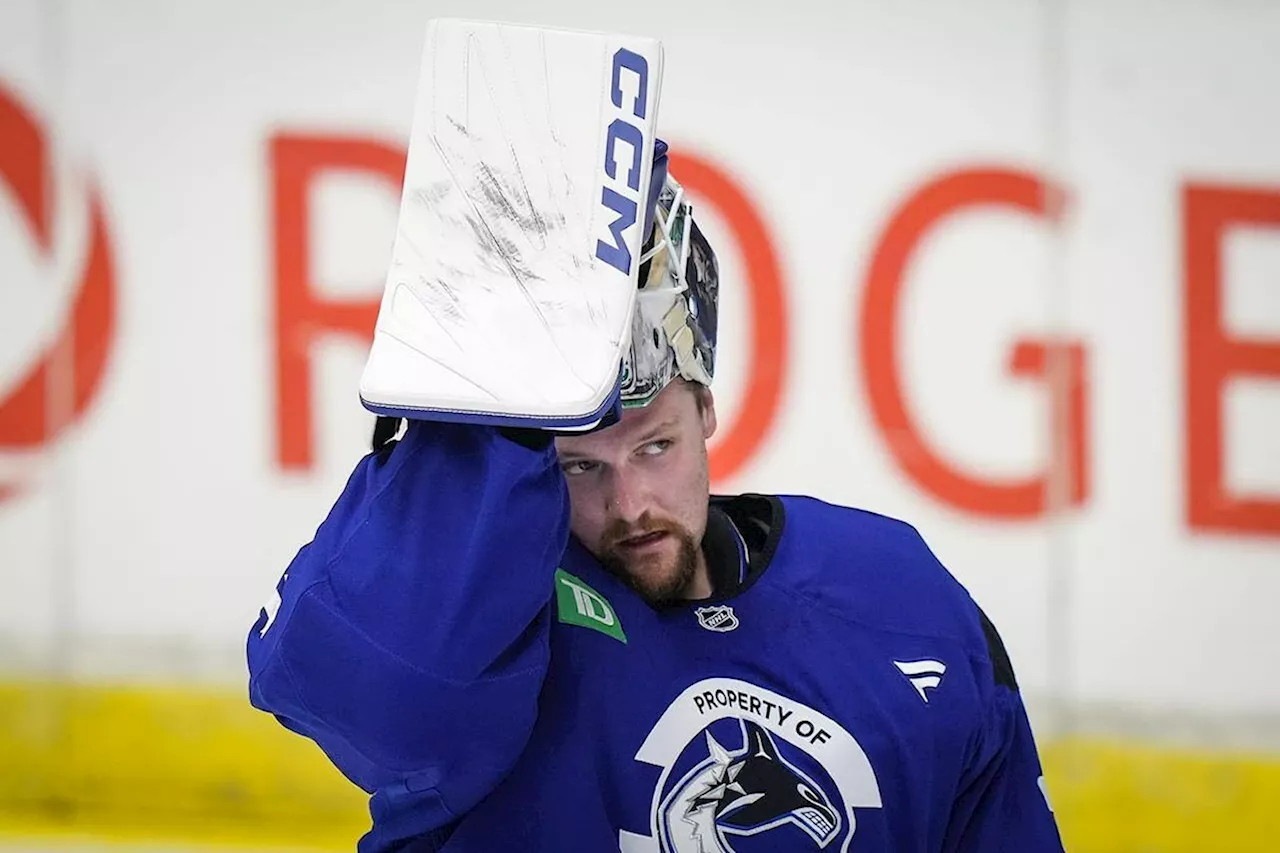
[798, 783, 823, 805]
[639, 439, 673, 457]
[560, 459, 599, 476]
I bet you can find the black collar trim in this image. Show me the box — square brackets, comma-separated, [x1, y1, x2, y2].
[699, 494, 785, 603]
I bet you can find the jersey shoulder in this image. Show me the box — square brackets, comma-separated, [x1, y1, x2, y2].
[765, 495, 1000, 668]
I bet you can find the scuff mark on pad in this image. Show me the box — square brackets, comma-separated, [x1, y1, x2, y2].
[372, 20, 653, 414]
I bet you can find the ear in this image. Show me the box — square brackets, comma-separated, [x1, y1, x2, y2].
[697, 386, 718, 440]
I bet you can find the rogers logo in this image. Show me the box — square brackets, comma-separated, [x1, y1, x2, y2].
[0, 82, 116, 503]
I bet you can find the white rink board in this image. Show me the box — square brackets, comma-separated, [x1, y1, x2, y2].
[0, 0, 1278, 735]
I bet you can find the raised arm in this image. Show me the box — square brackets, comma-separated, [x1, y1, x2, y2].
[247, 421, 567, 851]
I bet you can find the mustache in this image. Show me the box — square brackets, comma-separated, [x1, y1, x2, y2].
[601, 513, 678, 546]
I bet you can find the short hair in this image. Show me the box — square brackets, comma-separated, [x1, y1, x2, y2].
[688, 380, 712, 415]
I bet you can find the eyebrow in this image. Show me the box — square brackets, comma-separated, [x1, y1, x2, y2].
[556, 418, 682, 462]
[635, 418, 681, 445]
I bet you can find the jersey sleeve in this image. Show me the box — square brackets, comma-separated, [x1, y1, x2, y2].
[245, 420, 568, 852]
[943, 611, 1066, 853]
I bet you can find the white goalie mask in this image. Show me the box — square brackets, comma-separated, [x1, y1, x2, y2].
[619, 142, 720, 408]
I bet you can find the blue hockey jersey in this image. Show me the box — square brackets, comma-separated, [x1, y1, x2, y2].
[247, 421, 1064, 852]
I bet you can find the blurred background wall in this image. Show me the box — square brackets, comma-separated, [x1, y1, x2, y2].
[2, 0, 1278, 850]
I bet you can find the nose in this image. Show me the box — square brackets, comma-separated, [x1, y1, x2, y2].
[604, 466, 647, 524]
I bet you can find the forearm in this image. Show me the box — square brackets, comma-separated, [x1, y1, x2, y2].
[246, 421, 567, 820]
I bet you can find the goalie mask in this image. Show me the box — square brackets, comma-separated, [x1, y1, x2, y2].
[619, 140, 720, 408]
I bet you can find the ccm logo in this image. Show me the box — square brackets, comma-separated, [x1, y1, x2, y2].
[594, 47, 650, 275]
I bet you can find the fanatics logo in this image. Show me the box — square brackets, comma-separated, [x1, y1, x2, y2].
[893, 659, 947, 703]
[695, 605, 739, 632]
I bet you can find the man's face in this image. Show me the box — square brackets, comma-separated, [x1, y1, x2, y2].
[555, 381, 718, 606]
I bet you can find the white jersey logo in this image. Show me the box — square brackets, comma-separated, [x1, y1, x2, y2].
[560, 574, 618, 626]
[619, 678, 882, 853]
[258, 573, 287, 637]
[1037, 775, 1055, 812]
[893, 659, 947, 703]
[695, 605, 739, 632]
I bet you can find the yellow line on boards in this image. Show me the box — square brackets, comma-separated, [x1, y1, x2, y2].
[4, 680, 1280, 852]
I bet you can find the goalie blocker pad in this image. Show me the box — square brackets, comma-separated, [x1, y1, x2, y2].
[359, 19, 665, 429]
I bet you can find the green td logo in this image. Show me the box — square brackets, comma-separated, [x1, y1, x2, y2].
[555, 568, 626, 644]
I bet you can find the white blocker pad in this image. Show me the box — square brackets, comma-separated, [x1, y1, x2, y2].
[360, 19, 664, 428]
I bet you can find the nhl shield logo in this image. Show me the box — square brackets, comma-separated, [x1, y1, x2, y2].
[696, 605, 739, 632]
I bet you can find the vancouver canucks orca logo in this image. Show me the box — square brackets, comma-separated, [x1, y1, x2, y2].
[620, 678, 882, 853]
[666, 719, 840, 849]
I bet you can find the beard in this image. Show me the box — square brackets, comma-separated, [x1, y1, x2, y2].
[597, 513, 701, 607]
